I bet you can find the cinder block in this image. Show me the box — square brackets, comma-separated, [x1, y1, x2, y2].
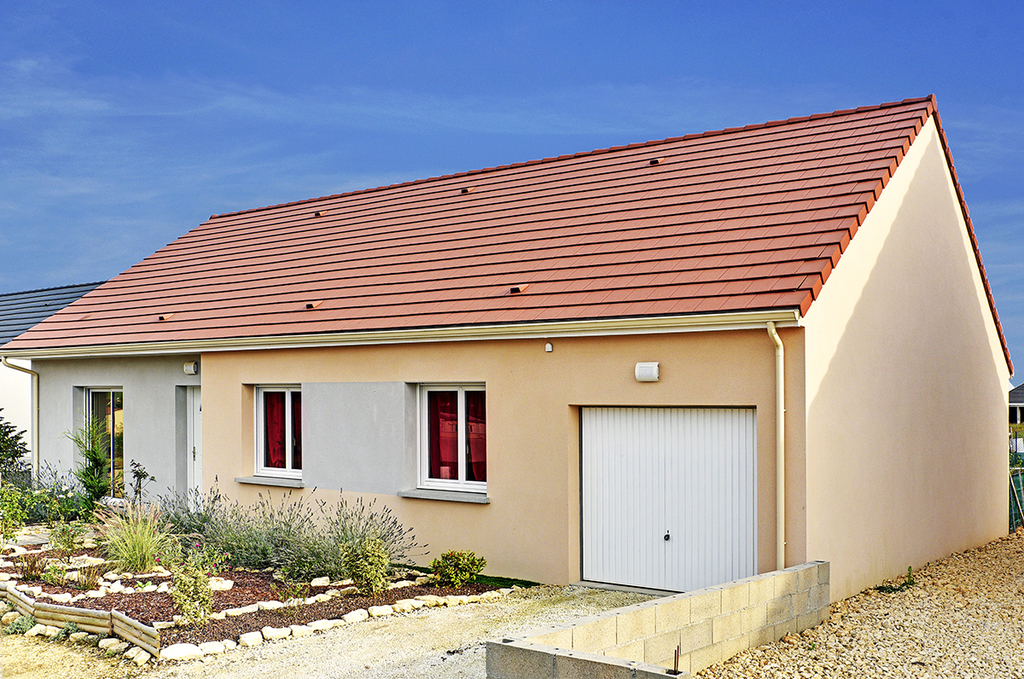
[604, 639, 645, 664]
[644, 630, 681, 665]
[712, 610, 744, 644]
[720, 582, 750, 614]
[773, 571, 798, 597]
[747, 574, 775, 605]
[688, 641, 724, 674]
[687, 589, 722, 622]
[809, 583, 829, 611]
[678, 619, 712, 653]
[797, 611, 822, 633]
[571, 616, 617, 653]
[774, 618, 797, 639]
[766, 595, 792, 625]
[791, 589, 811, 616]
[796, 565, 816, 592]
[615, 605, 655, 644]
[553, 650, 635, 679]
[486, 641, 555, 679]
[719, 633, 749, 661]
[532, 628, 573, 649]
[654, 596, 691, 632]
[749, 624, 778, 649]
[816, 561, 830, 586]
[743, 602, 767, 631]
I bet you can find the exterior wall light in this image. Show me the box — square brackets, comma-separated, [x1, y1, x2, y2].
[183, 361, 199, 376]
[635, 362, 659, 382]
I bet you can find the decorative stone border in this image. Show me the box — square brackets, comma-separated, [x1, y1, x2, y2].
[0, 575, 516, 664]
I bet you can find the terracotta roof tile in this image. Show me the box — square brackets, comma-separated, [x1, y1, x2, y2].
[5, 96, 1009, 371]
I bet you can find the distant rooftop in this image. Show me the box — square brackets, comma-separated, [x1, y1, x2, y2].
[0, 283, 104, 346]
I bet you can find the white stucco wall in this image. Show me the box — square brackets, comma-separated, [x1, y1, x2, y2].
[34, 355, 201, 497]
[802, 117, 1011, 600]
[0, 359, 33, 454]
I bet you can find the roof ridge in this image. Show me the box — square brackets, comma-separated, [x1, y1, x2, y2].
[208, 96, 936, 221]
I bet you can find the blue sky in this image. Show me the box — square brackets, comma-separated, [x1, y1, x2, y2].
[2, 1, 1022, 381]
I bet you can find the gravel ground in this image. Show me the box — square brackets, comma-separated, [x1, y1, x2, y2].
[698, 528, 1024, 679]
[142, 585, 653, 679]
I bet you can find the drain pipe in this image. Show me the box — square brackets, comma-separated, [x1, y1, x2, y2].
[1, 357, 40, 478]
[766, 322, 786, 571]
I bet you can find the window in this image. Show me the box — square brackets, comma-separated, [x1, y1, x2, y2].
[419, 385, 486, 492]
[256, 387, 302, 478]
[86, 389, 124, 498]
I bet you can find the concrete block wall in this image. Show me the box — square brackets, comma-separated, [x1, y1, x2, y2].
[486, 561, 829, 679]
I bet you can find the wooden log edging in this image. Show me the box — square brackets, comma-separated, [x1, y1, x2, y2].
[35, 601, 111, 636]
[5, 585, 34, 619]
[111, 609, 160, 658]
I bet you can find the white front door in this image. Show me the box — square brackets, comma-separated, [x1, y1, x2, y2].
[186, 386, 202, 500]
[581, 406, 757, 592]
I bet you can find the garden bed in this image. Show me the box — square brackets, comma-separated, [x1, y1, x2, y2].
[0, 544, 502, 654]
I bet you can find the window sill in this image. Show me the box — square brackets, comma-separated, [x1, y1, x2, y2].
[235, 475, 305, 489]
[397, 488, 490, 504]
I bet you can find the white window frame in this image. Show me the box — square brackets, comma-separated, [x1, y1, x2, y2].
[255, 386, 302, 479]
[418, 384, 486, 493]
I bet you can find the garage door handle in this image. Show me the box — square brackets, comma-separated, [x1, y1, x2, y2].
[663, 530, 670, 541]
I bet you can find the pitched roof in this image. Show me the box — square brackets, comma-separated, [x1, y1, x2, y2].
[1011, 383, 1024, 406]
[3, 96, 1011, 371]
[0, 282, 104, 346]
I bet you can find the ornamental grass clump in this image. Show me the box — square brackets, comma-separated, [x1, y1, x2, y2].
[95, 503, 179, 573]
[430, 550, 487, 588]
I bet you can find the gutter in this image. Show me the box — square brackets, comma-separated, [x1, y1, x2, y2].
[2, 309, 803, 360]
[1, 356, 40, 478]
[766, 322, 786, 571]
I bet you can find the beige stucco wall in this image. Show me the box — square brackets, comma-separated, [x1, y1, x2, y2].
[201, 327, 801, 585]
[802, 117, 1011, 601]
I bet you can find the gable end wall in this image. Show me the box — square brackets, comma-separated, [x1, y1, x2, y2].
[802, 117, 1011, 601]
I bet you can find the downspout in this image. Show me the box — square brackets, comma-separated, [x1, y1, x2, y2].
[1, 357, 40, 479]
[766, 322, 785, 571]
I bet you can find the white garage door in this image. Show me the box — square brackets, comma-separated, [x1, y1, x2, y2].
[582, 407, 757, 592]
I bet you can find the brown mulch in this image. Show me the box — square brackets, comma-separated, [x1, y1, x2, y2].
[1, 546, 497, 647]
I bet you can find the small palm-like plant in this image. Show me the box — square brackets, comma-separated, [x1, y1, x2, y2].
[95, 503, 178, 573]
[65, 417, 110, 504]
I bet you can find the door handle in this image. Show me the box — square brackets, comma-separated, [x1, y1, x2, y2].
[663, 530, 670, 542]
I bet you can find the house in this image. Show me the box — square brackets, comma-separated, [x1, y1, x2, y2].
[0, 283, 103, 469]
[1010, 384, 1024, 426]
[1, 96, 1012, 601]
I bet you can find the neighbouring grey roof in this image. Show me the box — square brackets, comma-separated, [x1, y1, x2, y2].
[0, 282, 104, 346]
[1010, 383, 1024, 407]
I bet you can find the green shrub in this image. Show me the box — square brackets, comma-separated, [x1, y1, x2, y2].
[49, 520, 86, 558]
[318, 495, 421, 570]
[0, 484, 27, 542]
[42, 561, 67, 587]
[344, 537, 390, 595]
[0, 408, 29, 480]
[168, 546, 222, 625]
[430, 550, 486, 588]
[95, 503, 179, 573]
[53, 621, 80, 641]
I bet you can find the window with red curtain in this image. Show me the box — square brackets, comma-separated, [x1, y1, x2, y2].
[423, 386, 486, 489]
[259, 387, 301, 476]
[264, 391, 286, 468]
